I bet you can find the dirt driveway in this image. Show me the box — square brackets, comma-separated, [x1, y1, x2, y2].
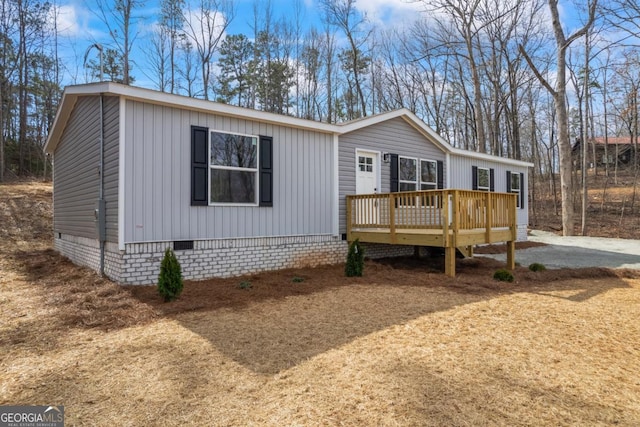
[480, 230, 640, 269]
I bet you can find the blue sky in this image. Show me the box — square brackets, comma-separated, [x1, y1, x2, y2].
[52, 0, 593, 90]
[53, 0, 427, 87]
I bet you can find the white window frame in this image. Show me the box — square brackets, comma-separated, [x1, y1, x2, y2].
[399, 156, 418, 192]
[510, 172, 521, 208]
[420, 159, 438, 190]
[209, 130, 259, 206]
[358, 154, 374, 173]
[476, 167, 490, 191]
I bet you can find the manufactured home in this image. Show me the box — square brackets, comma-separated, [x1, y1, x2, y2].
[45, 83, 531, 284]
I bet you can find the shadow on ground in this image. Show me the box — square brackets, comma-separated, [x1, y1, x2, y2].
[167, 257, 636, 375]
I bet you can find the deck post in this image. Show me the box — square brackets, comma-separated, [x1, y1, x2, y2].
[445, 246, 456, 277]
[442, 191, 450, 246]
[485, 192, 492, 242]
[506, 194, 517, 270]
[389, 193, 396, 243]
[506, 240, 516, 270]
[452, 190, 459, 246]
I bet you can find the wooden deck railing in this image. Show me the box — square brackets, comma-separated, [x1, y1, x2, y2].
[346, 189, 517, 246]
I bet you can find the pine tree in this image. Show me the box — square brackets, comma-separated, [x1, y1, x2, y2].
[158, 248, 183, 302]
[345, 239, 365, 277]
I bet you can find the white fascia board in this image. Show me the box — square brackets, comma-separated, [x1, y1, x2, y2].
[450, 147, 534, 168]
[44, 91, 79, 153]
[336, 108, 454, 153]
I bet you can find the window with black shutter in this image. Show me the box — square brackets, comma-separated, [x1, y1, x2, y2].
[472, 166, 494, 192]
[191, 127, 273, 207]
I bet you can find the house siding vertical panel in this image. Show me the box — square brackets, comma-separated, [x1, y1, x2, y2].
[338, 117, 447, 233]
[103, 96, 120, 243]
[123, 100, 334, 243]
[53, 96, 101, 239]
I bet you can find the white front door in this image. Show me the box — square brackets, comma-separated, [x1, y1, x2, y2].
[355, 151, 379, 225]
[356, 151, 378, 195]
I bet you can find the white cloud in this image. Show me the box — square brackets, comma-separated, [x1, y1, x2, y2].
[52, 4, 80, 37]
[354, 0, 425, 29]
[182, 8, 229, 49]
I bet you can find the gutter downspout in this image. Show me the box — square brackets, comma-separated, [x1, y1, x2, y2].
[98, 94, 105, 276]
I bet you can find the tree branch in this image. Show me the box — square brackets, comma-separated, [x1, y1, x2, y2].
[518, 44, 556, 96]
[563, 0, 598, 49]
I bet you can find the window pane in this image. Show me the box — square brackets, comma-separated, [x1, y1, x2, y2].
[421, 183, 436, 190]
[399, 158, 416, 181]
[478, 168, 489, 188]
[421, 160, 437, 183]
[210, 169, 256, 203]
[511, 173, 520, 191]
[399, 182, 416, 191]
[210, 132, 257, 168]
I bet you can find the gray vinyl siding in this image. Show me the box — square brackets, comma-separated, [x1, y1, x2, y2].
[52, 95, 120, 243]
[53, 96, 100, 239]
[338, 117, 446, 233]
[123, 100, 335, 243]
[103, 96, 119, 243]
[449, 154, 528, 226]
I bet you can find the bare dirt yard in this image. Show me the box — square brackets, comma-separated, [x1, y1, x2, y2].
[1, 181, 640, 426]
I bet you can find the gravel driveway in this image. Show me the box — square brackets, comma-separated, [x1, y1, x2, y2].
[479, 230, 640, 270]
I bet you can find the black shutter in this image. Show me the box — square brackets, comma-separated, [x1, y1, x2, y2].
[191, 126, 208, 206]
[390, 154, 399, 192]
[489, 168, 495, 192]
[259, 135, 273, 207]
[506, 171, 512, 192]
[520, 172, 525, 209]
[437, 160, 444, 189]
[472, 166, 478, 190]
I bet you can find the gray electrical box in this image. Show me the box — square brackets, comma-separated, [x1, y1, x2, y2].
[95, 199, 106, 241]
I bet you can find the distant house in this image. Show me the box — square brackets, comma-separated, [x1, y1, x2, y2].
[45, 82, 531, 284]
[573, 136, 638, 168]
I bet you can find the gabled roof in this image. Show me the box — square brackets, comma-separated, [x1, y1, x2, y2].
[337, 108, 454, 153]
[45, 82, 532, 168]
[336, 109, 533, 167]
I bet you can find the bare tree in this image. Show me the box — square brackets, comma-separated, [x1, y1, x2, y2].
[148, 25, 170, 91]
[159, 0, 185, 94]
[321, 0, 370, 119]
[95, 0, 144, 85]
[520, 0, 597, 236]
[182, 0, 235, 100]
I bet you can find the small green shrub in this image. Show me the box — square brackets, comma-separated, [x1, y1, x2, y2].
[345, 239, 365, 277]
[157, 248, 183, 302]
[528, 262, 547, 272]
[493, 269, 514, 282]
[238, 281, 252, 290]
[292, 276, 304, 283]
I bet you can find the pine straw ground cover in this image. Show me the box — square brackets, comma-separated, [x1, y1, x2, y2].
[1, 182, 640, 426]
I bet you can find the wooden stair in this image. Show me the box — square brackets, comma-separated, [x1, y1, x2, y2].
[456, 245, 474, 258]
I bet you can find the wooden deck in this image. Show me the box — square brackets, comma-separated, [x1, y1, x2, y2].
[346, 189, 517, 277]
